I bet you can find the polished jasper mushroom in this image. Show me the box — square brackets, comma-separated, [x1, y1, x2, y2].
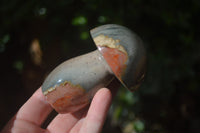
[42, 24, 146, 114]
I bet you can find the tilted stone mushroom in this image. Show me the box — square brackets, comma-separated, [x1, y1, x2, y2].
[42, 24, 146, 114]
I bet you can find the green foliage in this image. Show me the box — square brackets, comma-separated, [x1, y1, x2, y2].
[13, 60, 24, 73]
[134, 120, 145, 132]
[80, 31, 89, 40]
[72, 16, 87, 26]
[0, 34, 10, 53]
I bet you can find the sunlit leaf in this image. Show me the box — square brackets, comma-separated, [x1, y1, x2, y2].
[80, 31, 89, 40]
[134, 120, 145, 132]
[72, 16, 87, 26]
[98, 16, 107, 23]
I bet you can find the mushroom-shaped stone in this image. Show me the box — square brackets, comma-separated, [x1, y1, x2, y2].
[42, 24, 146, 114]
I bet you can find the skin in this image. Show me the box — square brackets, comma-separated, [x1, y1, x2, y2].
[1, 79, 119, 133]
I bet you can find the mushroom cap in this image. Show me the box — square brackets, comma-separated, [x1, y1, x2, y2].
[90, 24, 146, 91]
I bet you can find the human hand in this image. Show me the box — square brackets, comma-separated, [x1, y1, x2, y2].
[1, 86, 114, 133]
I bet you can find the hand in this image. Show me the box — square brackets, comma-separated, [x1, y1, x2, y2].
[1, 87, 113, 133]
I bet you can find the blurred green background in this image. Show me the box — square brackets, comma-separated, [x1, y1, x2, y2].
[0, 0, 200, 132]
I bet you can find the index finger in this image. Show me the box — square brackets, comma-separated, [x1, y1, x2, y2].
[79, 88, 112, 133]
[16, 87, 53, 126]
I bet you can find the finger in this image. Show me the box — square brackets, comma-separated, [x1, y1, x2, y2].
[16, 88, 53, 126]
[68, 118, 84, 133]
[47, 104, 88, 133]
[79, 88, 112, 133]
[6, 118, 48, 133]
[47, 113, 78, 133]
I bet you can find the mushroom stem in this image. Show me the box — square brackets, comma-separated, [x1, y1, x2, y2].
[42, 50, 115, 113]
